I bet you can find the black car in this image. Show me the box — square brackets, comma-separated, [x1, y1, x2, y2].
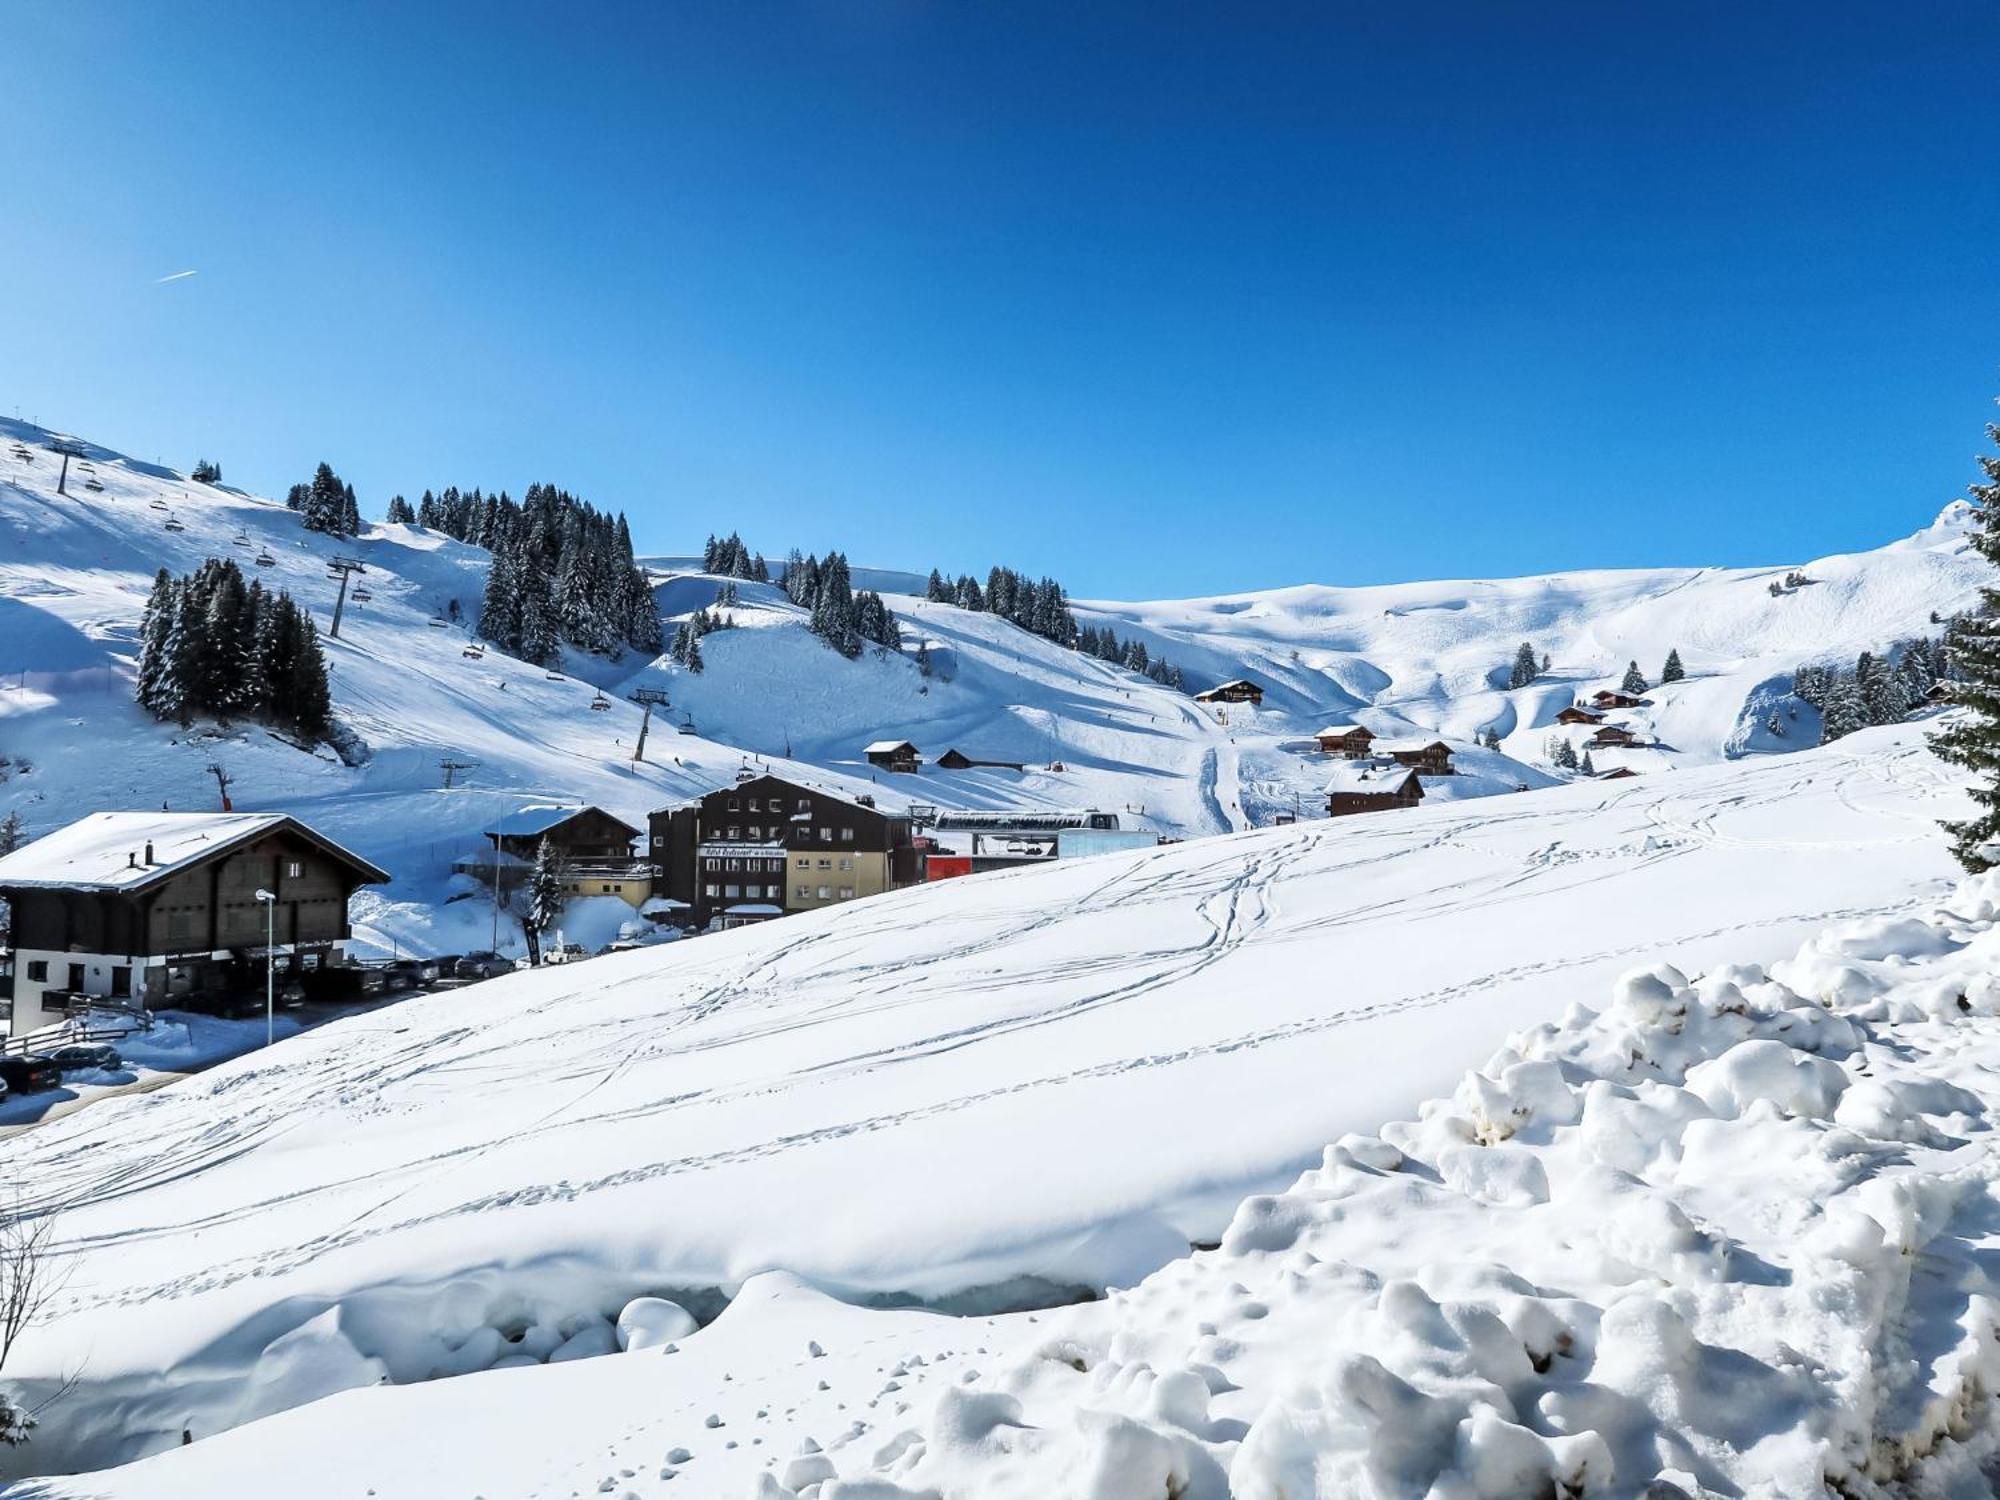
[46, 1043, 122, 1073]
[0, 1055, 62, 1092]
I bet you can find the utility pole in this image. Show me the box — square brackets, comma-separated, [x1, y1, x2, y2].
[204, 762, 234, 811]
[47, 437, 84, 496]
[629, 687, 670, 763]
[325, 556, 368, 639]
[438, 757, 478, 790]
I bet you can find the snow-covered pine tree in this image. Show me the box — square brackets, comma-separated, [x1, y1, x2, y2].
[1820, 670, 1868, 743]
[1661, 648, 1685, 684]
[385, 495, 415, 525]
[1508, 642, 1539, 690]
[1860, 651, 1908, 725]
[1620, 661, 1647, 694]
[135, 568, 176, 716]
[702, 534, 721, 573]
[0, 810, 22, 857]
[1553, 737, 1579, 770]
[1933, 404, 2000, 868]
[1580, 749, 1596, 775]
[479, 545, 521, 650]
[520, 837, 569, 966]
[301, 463, 348, 536]
[340, 482, 361, 536]
[926, 569, 947, 603]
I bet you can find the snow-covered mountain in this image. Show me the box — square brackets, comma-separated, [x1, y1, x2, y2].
[0, 413, 1983, 962]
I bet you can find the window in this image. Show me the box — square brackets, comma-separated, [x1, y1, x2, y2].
[794, 884, 810, 899]
[817, 858, 832, 870]
[652, 835, 664, 849]
[795, 858, 810, 870]
[797, 798, 810, 812]
[817, 886, 831, 900]
[820, 827, 833, 842]
[841, 828, 854, 842]
[727, 798, 739, 811]
[727, 858, 741, 872]
[838, 858, 852, 871]
[704, 883, 719, 898]
[286, 860, 303, 878]
[725, 884, 741, 899]
[601, 884, 613, 894]
[748, 825, 761, 841]
[727, 826, 740, 840]
[838, 887, 854, 900]
[25, 961, 46, 983]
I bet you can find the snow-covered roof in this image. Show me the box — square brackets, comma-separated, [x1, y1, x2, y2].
[0, 811, 388, 892]
[1322, 763, 1419, 796]
[724, 903, 783, 915]
[641, 896, 690, 913]
[863, 740, 918, 755]
[1375, 738, 1451, 754]
[1313, 724, 1372, 738]
[484, 804, 595, 838]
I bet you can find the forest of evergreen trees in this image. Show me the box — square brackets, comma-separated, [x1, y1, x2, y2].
[781, 550, 901, 658]
[134, 559, 333, 741]
[921, 563, 1186, 689]
[285, 462, 362, 537]
[391, 483, 661, 663]
[1794, 631, 1952, 744]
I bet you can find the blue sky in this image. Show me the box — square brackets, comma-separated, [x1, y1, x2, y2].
[3, 2, 1996, 598]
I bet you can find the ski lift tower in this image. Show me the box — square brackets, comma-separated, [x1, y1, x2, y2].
[325, 556, 368, 639]
[46, 437, 85, 497]
[629, 687, 671, 764]
[438, 757, 479, 790]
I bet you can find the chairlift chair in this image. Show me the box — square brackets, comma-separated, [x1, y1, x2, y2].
[162, 516, 186, 533]
[677, 712, 696, 735]
[351, 587, 373, 602]
[83, 478, 104, 492]
[462, 643, 485, 660]
[149, 498, 169, 510]
[589, 692, 611, 712]
[254, 550, 276, 567]
[545, 671, 564, 681]
[427, 615, 449, 628]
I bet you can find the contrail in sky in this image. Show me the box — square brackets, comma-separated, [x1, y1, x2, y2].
[154, 270, 198, 284]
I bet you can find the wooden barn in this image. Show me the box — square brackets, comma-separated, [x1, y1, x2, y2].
[1555, 706, 1605, 726]
[1323, 762, 1425, 818]
[485, 804, 642, 865]
[863, 740, 923, 773]
[1313, 725, 1376, 759]
[1381, 740, 1455, 776]
[1596, 766, 1642, 780]
[1590, 690, 1645, 710]
[1193, 679, 1264, 706]
[1590, 725, 1641, 748]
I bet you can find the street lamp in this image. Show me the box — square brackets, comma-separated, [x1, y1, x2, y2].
[254, 889, 276, 1047]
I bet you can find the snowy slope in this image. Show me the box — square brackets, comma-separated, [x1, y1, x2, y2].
[0, 720, 1969, 1485]
[46, 859, 2000, 1500]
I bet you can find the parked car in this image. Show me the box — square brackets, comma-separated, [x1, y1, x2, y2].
[0, 1055, 62, 1093]
[543, 943, 588, 966]
[428, 954, 464, 981]
[46, 1043, 121, 1073]
[454, 952, 515, 981]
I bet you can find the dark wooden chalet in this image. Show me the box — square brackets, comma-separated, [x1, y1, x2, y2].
[1596, 766, 1642, 780]
[863, 740, 923, 773]
[485, 804, 642, 864]
[1193, 679, 1264, 706]
[0, 811, 387, 1034]
[1590, 725, 1640, 748]
[1590, 690, 1645, 710]
[936, 749, 1028, 772]
[1313, 725, 1376, 758]
[1555, 706, 1605, 727]
[1382, 740, 1455, 776]
[1324, 763, 1425, 818]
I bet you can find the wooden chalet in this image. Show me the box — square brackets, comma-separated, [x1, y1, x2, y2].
[1380, 739, 1455, 776]
[485, 804, 641, 864]
[0, 811, 387, 1036]
[1555, 706, 1605, 727]
[1193, 679, 1264, 706]
[1323, 762, 1424, 818]
[1596, 766, 1642, 780]
[863, 740, 923, 773]
[1313, 725, 1376, 759]
[936, 749, 1028, 772]
[1590, 725, 1640, 748]
[1590, 690, 1645, 710]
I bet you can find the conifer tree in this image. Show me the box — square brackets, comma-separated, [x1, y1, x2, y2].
[1661, 648, 1685, 684]
[1820, 671, 1868, 743]
[1933, 403, 2000, 867]
[135, 568, 176, 715]
[1507, 642, 1539, 690]
[1580, 749, 1596, 776]
[1620, 661, 1647, 694]
[520, 837, 569, 966]
[386, 495, 415, 525]
[0, 810, 21, 857]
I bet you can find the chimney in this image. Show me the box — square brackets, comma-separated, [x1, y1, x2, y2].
[128, 851, 138, 869]
[144, 841, 155, 866]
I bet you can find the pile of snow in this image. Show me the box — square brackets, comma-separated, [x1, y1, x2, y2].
[0, 720, 1972, 1488]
